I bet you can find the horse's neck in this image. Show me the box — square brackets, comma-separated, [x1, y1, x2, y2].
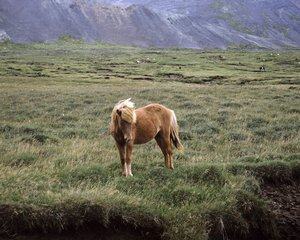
[116, 123, 135, 142]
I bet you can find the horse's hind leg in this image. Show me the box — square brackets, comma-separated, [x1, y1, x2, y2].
[155, 133, 174, 170]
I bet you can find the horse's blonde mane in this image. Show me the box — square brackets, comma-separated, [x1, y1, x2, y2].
[114, 98, 135, 110]
[110, 98, 136, 133]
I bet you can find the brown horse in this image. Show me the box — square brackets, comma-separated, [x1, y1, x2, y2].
[110, 99, 183, 177]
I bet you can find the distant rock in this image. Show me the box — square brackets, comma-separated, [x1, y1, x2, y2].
[0, 30, 10, 42]
[0, 0, 299, 48]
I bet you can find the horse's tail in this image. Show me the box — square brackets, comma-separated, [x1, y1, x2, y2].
[170, 110, 184, 152]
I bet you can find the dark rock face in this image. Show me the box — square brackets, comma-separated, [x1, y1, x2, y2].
[0, 0, 299, 48]
[0, 0, 194, 47]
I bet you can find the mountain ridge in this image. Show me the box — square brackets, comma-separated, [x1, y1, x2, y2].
[0, 0, 299, 48]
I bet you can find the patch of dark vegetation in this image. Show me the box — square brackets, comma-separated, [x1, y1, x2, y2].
[94, 67, 113, 72]
[114, 74, 126, 78]
[166, 63, 189, 67]
[59, 165, 109, 184]
[195, 122, 220, 135]
[251, 122, 300, 141]
[286, 108, 300, 114]
[5, 67, 23, 76]
[59, 115, 79, 122]
[262, 183, 300, 240]
[0, 124, 58, 144]
[177, 119, 188, 128]
[131, 77, 154, 81]
[102, 106, 113, 114]
[284, 154, 300, 162]
[107, 63, 126, 66]
[20, 126, 40, 135]
[227, 62, 246, 66]
[179, 78, 204, 84]
[209, 191, 279, 240]
[237, 156, 264, 164]
[83, 99, 94, 105]
[164, 185, 206, 206]
[270, 122, 300, 140]
[177, 165, 226, 185]
[238, 79, 251, 85]
[221, 101, 242, 108]
[0, 124, 14, 135]
[59, 128, 87, 138]
[228, 161, 298, 185]
[247, 117, 269, 130]
[278, 79, 300, 85]
[185, 113, 206, 124]
[276, 59, 299, 66]
[157, 72, 186, 80]
[27, 72, 50, 78]
[179, 131, 193, 140]
[4, 153, 38, 167]
[57, 35, 84, 44]
[21, 133, 57, 144]
[179, 101, 200, 108]
[227, 131, 247, 141]
[1, 232, 147, 240]
[27, 61, 55, 66]
[216, 109, 229, 125]
[111, 166, 282, 239]
[207, 55, 227, 61]
[0, 203, 163, 240]
[202, 75, 227, 84]
[1, 161, 299, 240]
[156, 72, 204, 84]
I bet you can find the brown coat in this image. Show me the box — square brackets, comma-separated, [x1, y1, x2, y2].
[110, 99, 183, 176]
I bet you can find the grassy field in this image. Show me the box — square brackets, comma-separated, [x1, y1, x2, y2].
[0, 41, 299, 240]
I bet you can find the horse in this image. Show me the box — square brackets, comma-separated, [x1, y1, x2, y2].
[110, 99, 183, 177]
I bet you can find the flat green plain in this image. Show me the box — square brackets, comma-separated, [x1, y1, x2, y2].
[0, 41, 299, 239]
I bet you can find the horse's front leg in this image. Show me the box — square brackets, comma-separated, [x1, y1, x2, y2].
[125, 141, 133, 177]
[116, 143, 126, 176]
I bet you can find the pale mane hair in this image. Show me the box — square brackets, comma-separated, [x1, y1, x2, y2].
[110, 98, 136, 133]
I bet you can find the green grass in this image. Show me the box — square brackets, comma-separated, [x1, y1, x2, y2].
[0, 41, 299, 239]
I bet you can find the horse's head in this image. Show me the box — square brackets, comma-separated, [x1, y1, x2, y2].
[110, 98, 136, 142]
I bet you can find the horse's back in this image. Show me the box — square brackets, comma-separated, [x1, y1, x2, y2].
[133, 104, 173, 144]
[138, 103, 171, 115]
[133, 104, 162, 144]
[136, 103, 172, 127]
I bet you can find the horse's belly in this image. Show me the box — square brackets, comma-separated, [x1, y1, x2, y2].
[133, 124, 158, 144]
[134, 136, 153, 144]
[134, 131, 156, 144]
[133, 110, 161, 144]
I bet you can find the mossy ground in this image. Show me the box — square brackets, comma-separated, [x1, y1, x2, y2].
[0, 41, 299, 239]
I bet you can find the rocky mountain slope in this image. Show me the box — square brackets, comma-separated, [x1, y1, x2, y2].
[0, 0, 299, 48]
